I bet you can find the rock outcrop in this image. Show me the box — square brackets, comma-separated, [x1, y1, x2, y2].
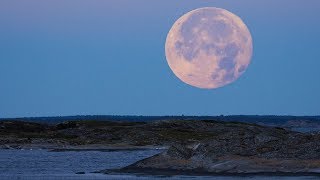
[118, 121, 320, 175]
[2, 119, 320, 174]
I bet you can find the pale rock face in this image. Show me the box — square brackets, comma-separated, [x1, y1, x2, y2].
[120, 122, 320, 175]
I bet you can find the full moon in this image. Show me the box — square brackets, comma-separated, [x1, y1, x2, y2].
[165, 7, 253, 89]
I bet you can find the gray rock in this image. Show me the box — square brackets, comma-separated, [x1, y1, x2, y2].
[120, 123, 320, 175]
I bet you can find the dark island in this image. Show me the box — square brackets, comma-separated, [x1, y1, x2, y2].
[1, 115, 320, 176]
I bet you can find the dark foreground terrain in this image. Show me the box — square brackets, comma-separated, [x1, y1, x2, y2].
[1, 117, 320, 176]
[115, 121, 320, 176]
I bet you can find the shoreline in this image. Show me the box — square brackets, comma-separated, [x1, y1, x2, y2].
[50, 145, 167, 152]
[104, 168, 320, 177]
[1, 144, 168, 152]
[2, 119, 320, 177]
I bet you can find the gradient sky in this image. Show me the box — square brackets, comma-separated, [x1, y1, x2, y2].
[0, 0, 319, 118]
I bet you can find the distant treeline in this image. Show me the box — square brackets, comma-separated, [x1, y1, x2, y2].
[0, 115, 319, 125]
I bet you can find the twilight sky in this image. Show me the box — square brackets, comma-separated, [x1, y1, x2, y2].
[0, 0, 319, 118]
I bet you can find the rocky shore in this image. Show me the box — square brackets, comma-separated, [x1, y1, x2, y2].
[2, 119, 320, 175]
[1, 119, 283, 150]
[109, 121, 320, 176]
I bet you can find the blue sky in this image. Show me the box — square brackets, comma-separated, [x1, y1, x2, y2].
[0, 0, 319, 117]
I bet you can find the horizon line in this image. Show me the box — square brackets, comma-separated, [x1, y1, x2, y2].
[1, 114, 320, 120]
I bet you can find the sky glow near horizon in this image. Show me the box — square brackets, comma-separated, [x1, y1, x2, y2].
[0, 0, 319, 118]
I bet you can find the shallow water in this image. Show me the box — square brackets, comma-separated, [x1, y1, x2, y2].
[0, 149, 318, 180]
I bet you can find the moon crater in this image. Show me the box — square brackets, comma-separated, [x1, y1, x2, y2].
[165, 7, 253, 89]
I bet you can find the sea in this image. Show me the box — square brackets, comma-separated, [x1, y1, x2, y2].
[0, 149, 318, 180]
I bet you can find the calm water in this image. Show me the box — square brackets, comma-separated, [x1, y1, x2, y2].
[0, 149, 318, 180]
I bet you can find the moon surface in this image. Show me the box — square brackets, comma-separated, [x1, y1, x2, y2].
[165, 7, 253, 89]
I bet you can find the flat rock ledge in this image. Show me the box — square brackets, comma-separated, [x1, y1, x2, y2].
[102, 124, 320, 176]
[103, 146, 320, 176]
